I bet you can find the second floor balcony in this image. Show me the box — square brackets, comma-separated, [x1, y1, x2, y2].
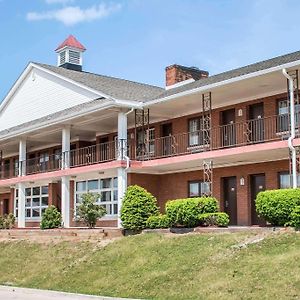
[0, 113, 294, 180]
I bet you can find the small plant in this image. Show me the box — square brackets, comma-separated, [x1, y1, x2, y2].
[0, 214, 15, 229]
[121, 185, 159, 230]
[166, 197, 219, 228]
[288, 206, 300, 229]
[198, 212, 229, 227]
[40, 205, 62, 229]
[256, 189, 300, 226]
[76, 192, 106, 228]
[146, 214, 170, 229]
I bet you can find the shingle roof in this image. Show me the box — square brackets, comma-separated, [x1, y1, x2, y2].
[34, 63, 164, 102]
[155, 50, 300, 100]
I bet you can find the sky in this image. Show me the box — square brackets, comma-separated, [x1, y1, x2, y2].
[1, 0, 300, 101]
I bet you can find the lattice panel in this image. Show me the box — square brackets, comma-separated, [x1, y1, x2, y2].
[201, 92, 212, 149]
[203, 160, 213, 196]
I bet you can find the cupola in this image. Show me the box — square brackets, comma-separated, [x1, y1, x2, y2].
[55, 35, 86, 71]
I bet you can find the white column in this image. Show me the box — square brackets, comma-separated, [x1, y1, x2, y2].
[117, 111, 128, 160]
[17, 182, 26, 228]
[117, 167, 127, 228]
[61, 176, 70, 228]
[18, 139, 26, 176]
[62, 127, 71, 169]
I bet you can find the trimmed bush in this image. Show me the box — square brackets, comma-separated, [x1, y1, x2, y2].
[0, 213, 15, 229]
[146, 214, 170, 229]
[76, 192, 106, 228]
[289, 206, 300, 229]
[256, 189, 300, 226]
[40, 205, 62, 230]
[121, 185, 159, 230]
[198, 212, 229, 227]
[166, 197, 219, 228]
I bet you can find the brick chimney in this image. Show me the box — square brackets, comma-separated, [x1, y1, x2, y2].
[165, 64, 209, 88]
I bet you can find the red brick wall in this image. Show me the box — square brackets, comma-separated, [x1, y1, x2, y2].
[130, 160, 289, 225]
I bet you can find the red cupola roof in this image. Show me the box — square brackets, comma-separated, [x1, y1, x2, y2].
[55, 35, 86, 52]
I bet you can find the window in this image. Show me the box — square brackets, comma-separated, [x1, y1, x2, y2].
[188, 181, 210, 197]
[39, 152, 49, 171]
[69, 50, 80, 65]
[15, 185, 49, 219]
[75, 177, 118, 216]
[278, 172, 300, 188]
[136, 128, 155, 157]
[188, 117, 207, 147]
[277, 99, 300, 132]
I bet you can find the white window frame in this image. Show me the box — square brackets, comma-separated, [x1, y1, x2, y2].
[14, 185, 49, 221]
[74, 177, 118, 218]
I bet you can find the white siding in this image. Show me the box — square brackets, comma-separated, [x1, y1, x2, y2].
[0, 68, 98, 131]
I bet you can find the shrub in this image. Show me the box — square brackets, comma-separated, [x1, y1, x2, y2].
[121, 185, 159, 230]
[166, 197, 219, 228]
[289, 206, 300, 229]
[256, 189, 300, 226]
[146, 214, 170, 229]
[198, 212, 229, 227]
[0, 213, 15, 229]
[40, 206, 62, 230]
[76, 192, 106, 228]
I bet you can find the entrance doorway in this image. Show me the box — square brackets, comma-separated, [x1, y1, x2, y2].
[222, 176, 237, 225]
[221, 109, 236, 147]
[2, 199, 9, 216]
[250, 174, 266, 225]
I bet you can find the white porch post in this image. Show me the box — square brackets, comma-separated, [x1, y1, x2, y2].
[17, 182, 26, 228]
[117, 111, 128, 228]
[61, 127, 71, 228]
[18, 139, 26, 176]
[61, 176, 70, 228]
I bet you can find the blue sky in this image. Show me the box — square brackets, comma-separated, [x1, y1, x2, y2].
[1, 0, 300, 101]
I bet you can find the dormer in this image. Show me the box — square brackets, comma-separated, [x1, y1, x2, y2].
[55, 35, 86, 72]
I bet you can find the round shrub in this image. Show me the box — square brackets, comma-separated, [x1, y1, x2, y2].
[289, 206, 300, 229]
[256, 189, 300, 226]
[166, 197, 219, 228]
[198, 212, 229, 227]
[40, 205, 62, 229]
[146, 214, 170, 229]
[121, 185, 159, 230]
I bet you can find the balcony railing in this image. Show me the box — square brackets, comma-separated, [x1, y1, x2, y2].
[0, 114, 294, 180]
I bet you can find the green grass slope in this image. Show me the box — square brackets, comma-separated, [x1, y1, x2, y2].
[0, 232, 299, 300]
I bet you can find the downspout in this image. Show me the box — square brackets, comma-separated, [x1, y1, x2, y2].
[124, 108, 134, 170]
[282, 69, 297, 188]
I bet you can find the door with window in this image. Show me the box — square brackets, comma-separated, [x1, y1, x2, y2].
[161, 123, 172, 156]
[248, 103, 264, 143]
[250, 174, 266, 225]
[222, 177, 237, 225]
[221, 109, 236, 147]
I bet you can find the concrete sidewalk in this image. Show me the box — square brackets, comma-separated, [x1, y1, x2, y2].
[0, 286, 139, 300]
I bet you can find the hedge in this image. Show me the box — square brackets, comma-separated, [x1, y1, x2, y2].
[256, 189, 300, 226]
[146, 214, 170, 229]
[198, 212, 229, 227]
[166, 197, 219, 228]
[289, 206, 300, 229]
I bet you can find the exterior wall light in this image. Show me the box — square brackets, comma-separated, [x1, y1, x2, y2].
[240, 176, 245, 186]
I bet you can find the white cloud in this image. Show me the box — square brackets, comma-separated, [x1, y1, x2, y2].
[27, 3, 121, 26]
[45, 0, 74, 4]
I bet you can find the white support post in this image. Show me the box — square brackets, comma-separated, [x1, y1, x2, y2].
[61, 176, 70, 228]
[17, 182, 26, 228]
[117, 167, 127, 228]
[18, 139, 26, 176]
[117, 111, 128, 160]
[62, 127, 71, 169]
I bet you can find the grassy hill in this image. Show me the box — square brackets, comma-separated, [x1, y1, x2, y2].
[0, 231, 299, 299]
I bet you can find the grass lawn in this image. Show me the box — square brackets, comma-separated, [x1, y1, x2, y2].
[0, 232, 299, 299]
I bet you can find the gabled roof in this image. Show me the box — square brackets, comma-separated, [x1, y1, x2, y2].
[55, 35, 86, 52]
[154, 50, 300, 100]
[34, 63, 164, 102]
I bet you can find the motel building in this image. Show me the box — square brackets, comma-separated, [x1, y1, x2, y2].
[0, 35, 300, 228]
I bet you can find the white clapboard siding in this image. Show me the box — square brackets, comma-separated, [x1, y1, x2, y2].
[0, 68, 98, 131]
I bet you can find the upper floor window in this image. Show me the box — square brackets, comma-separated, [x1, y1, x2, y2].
[136, 128, 155, 157]
[188, 117, 207, 147]
[277, 99, 300, 132]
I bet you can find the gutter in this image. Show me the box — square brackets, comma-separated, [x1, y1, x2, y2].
[282, 68, 297, 188]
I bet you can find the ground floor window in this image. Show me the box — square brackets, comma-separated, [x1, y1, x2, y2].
[278, 171, 300, 188]
[188, 180, 210, 197]
[15, 185, 49, 219]
[75, 177, 118, 216]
